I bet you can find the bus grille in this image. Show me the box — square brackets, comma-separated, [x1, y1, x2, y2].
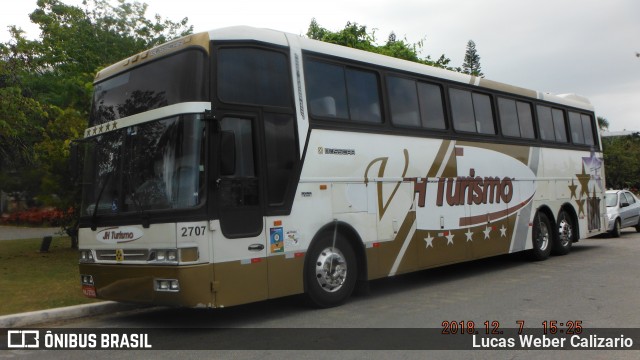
[95, 249, 150, 261]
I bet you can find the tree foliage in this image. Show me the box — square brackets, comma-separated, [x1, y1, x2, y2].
[461, 40, 483, 77]
[597, 116, 609, 131]
[306, 19, 456, 70]
[0, 0, 191, 214]
[602, 133, 640, 190]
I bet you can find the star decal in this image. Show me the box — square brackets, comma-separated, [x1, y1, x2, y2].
[568, 179, 578, 199]
[446, 232, 454, 245]
[575, 198, 585, 217]
[499, 225, 507, 237]
[465, 228, 474, 242]
[483, 226, 492, 239]
[575, 164, 591, 198]
[424, 233, 434, 248]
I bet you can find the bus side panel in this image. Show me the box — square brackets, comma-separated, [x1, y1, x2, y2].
[262, 182, 333, 299]
[212, 259, 268, 307]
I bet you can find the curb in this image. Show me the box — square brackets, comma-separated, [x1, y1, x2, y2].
[0, 302, 142, 328]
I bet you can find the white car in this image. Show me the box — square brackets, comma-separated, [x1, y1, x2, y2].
[605, 190, 640, 237]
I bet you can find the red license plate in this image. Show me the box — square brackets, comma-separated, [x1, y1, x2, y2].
[82, 285, 97, 298]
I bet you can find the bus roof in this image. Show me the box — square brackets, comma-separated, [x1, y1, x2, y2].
[209, 26, 593, 111]
[95, 26, 594, 112]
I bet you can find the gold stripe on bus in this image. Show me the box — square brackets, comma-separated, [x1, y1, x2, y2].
[267, 253, 305, 299]
[476, 78, 538, 99]
[377, 211, 417, 276]
[459, 195, 535, 227]
[457, 142, 531, 166]
[213, 259, 268, 307]
[426, 140, 452, 178]
[79, 263, 214, 307]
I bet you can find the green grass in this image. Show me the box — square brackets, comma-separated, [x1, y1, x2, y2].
[0, 237, 100, 316]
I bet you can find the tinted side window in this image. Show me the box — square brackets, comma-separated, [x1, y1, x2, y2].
[537, 105, 568, 143]
[516, 101, 535, 139]
[499, 98, 535, 139]
[305, 61, 349, 118]
[498, 98, 520, 137]
[552, 108, 568, 143]
[569, 111, 585, 144]
[218, 48, 292, 107]
[305, 59, 382, 123]
[264, 113, 298, 206]
[417, 82, 446, 130]
[388, 77, 446, 130]
[450, 88, 495, 135]
[388, 76, 420, 127]
[581, 114, 595, 146]
[346, 69, 381, 123]
[449, 88, 476, 132]
[537, 105, 555, 141]
[473, 93, 495, 134]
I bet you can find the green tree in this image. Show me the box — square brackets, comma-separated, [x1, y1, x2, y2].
[597, 116, 609, 131]
[0, 0, 191, 226]
[10, 0, 192, 110]
[602, 133, 640, 190]
[461, 40, 483, 77]
[307, 19, 456, 70]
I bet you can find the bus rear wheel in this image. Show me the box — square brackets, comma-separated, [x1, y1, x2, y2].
[553, 210, 574, 255]
[530, 212, 552, 261]
[305, 234, 357, 308]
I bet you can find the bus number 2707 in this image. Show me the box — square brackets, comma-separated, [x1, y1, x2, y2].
[180, 226, 206, 237]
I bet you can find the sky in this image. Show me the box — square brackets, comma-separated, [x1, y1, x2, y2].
[1, 0, 639, 131]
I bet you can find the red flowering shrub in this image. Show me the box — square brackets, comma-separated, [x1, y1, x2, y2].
[1, 207, 74, 226]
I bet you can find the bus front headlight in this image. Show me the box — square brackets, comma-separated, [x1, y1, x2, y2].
[79, 250, 95, 263]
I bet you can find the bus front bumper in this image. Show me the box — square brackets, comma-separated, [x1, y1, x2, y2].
[79, 263, 214, 308]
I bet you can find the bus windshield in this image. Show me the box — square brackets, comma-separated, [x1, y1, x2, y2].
[90, 49, 208, 125]
[81, 115, 206, 217]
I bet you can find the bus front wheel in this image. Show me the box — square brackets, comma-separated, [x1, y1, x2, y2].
[305, 234, 357, 308]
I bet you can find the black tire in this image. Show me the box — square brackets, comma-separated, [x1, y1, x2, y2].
[610, 219, 621, 238]
[305, 233, 357, 308]
[553, 210, 574, 256]
[530, 212, 552, 261]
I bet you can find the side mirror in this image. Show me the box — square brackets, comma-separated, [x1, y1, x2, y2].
[220, 131, 236, 176]
[621, 201, 629, 208]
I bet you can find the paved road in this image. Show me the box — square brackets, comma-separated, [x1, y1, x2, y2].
[3, 230, 640, 359]
[0, 226, 62, 240]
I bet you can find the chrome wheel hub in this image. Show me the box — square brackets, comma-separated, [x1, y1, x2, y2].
[558, 219, 572, 246]
[537, 221, 550, 251]
[315, 247, 347, 293]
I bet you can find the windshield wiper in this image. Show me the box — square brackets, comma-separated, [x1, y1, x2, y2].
[91, 172, 112, 231]
[127, 172, 150, 229]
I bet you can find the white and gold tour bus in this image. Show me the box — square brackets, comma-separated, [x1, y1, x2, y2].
[78, 26, 606, 308]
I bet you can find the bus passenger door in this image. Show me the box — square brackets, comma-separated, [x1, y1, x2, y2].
[211, 115, 268, 307]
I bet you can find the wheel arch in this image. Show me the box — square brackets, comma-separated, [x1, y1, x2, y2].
[303, 220, 368, 292]
[535, 205, 557, 241]
[536, 205, 556, 226]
